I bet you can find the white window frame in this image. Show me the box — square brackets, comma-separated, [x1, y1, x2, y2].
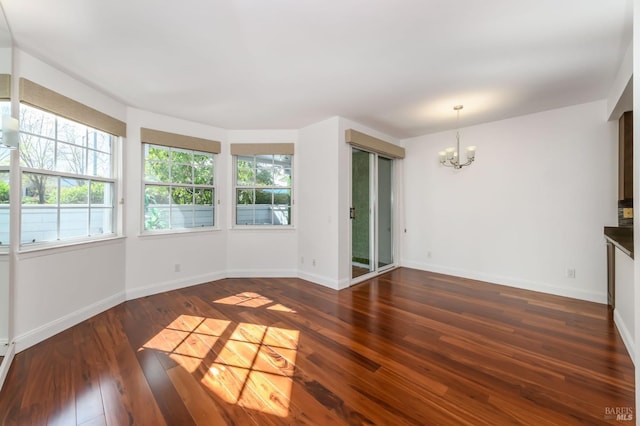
[233, 153, 293, 228]
[142, 143, 217, 234]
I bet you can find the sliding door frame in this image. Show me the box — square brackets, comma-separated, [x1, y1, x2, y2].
[349, 147, 396, 285]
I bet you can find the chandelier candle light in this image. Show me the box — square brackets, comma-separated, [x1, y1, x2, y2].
[438, 105, 475, 169]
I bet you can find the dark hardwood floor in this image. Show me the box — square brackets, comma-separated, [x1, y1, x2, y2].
[0, 268, 634, 425]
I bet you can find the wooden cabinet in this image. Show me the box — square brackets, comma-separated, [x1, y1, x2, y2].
[618, 111, 633, 201]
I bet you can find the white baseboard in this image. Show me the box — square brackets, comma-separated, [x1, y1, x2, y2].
[14, 291, 126, 353]
[297, 270, 340, 290]
[613, 308, 635, 365]
[126, 271, 227, 300]
[400, 260, 605, 304]
[0, 338, 7, 357]
[0, 341, 15, 392]
[225, 269, 297, 279]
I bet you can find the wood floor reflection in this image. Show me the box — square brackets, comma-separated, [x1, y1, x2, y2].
[0, 268, 634, 425]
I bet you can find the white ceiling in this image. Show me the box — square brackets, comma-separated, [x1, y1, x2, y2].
[0, 0, 633, 138]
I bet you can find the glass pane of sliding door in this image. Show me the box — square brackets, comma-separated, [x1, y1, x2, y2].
[377, 156, 393, 270]
[351, 148, 373, 278]
[351, 148, 395, 281]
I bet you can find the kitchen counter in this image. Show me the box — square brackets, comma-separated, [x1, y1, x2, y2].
[604, 226, 633, 258]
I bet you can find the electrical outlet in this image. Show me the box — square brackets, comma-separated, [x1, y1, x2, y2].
[427, 251, 432, 258]
[567, 268, 576, 279]
[301, 256, 304, 264]
[174, 263, 181, 273]
[312, 259, 316, 267]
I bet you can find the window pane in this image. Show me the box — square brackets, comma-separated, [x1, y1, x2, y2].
[171, 164, 193, 184]
[255, 155, 273, 187]
[87, 150, 111, 178]
[58, 117, 87, 146]
[255, 167, 274, 186]
[57, 142, 86, 175]
[237, 188, 254, 205]
[90, 181, 112, 206]
[90, 207, 113, 235]
[273, 189, 291, 205]
[171, 148, 192, 164]
[145, 160, 168, 183]
[20, 105, 55, 139]
[194, 153, 214, 185]
[22, 173, 57, 204]
[59, 178, 89, 204]
[256, 155, 273, 168]
[171, 205, 194, 228]
[171, 187, 193, 205]
[194, 188, 213, 206]
[60, 208, 89, 239]
[237, 156, 255, 186]
[236, 205, 254, 225]
[273, 167, 291, 187]
[272, 206, 290, 225]
[0, 171, 8, 204]
[255, 189, 273, 205]
[19, 136, 55, 169]
[237, 155, 255, 168]
[147, 145, 169, 161]
[144, 185, 170, 230]
[194, 152, 213, 166]
[0, 171, 8, 245]
[194, 206, 214, 228]
[21, 206, 58, 243]
[87, 129, 112, 153]
[0, 146, 9, 167]
[145, 185, 170, 204]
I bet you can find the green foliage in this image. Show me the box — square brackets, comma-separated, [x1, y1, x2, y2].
[0, 181, 8, 204]
[48, 183, 105, 204]
[144, 190, 168, 230]
[145, 145, 213, 186]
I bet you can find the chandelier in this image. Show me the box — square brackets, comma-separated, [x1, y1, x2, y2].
[438, 105, 475, 169]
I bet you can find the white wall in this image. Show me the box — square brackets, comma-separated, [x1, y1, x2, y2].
[11, 49, 129, 351]
[124, 108, 229, 299]
[297, 117, 341, 288]
[14, 241, 126, 350]
[402, 100, 617, 303]
[225, 130, 299, 277]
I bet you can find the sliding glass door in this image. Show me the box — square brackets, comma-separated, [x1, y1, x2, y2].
[351, 148, 394, 281]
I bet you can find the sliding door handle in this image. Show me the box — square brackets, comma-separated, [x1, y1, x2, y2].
[349, 207, 356, 219]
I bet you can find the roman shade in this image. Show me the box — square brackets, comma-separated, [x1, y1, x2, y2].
[19, 78, 127, 137]
[0, 74, 11, 100]
[230, 143, 295, 156]
[141, 127, 221, 154]
[345, 129, 405, 159]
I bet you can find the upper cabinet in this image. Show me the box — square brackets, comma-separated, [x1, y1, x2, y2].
[618, 111, 633, 201]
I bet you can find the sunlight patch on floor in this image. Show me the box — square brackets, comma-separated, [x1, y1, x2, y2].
[214, 292, 297, 313]
[140, 306, 300, 417]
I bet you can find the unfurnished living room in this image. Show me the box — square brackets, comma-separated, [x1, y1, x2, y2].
[0, 1, 637, 425]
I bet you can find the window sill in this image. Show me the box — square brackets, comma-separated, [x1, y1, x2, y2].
[17, 235, 126, 259]
[230, 225, 296, 231]
[139, 226, 220, 239]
